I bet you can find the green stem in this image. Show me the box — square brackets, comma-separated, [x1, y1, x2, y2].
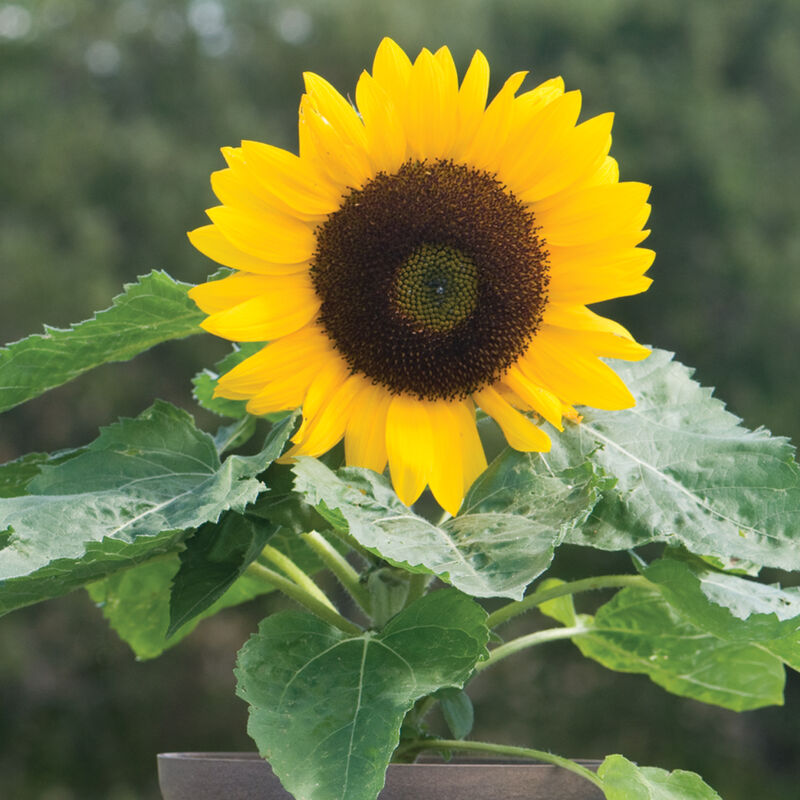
[259, 544, 337, 612]
[405, 572, 431, 607]
[486, 574, 650, 629]
[330, 529, 377, 567]
[413, 739, 603, 790]
[476, 625, 587, 672]
[245, 561, 361, 636]
[300, 531, 372, 615]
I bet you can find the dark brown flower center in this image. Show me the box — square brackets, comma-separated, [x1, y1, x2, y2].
[310, 159, 549, 400]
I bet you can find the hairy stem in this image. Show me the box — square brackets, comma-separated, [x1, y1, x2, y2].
[411, 739, 603, 789]
[486, 574, 650, 629]
[476, 625, 587, 672]
[405, 572, 432, 607]
[245, 561, 361, 635]
[300, 531, 372, 615]
[259, 544, 337, 612]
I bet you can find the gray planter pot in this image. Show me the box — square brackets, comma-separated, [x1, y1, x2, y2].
[157, 752, 604, 799]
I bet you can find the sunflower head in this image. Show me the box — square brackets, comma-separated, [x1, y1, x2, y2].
[188, 37, 654, 516]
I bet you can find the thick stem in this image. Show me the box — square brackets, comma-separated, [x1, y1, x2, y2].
[476, 625, 587, 672]
[405, 572, 432, 607]
[259, 544, 337, 612]
[486, 574, 650, 629]
[245, 561, 361, 635]
[300, 531, 372, 615]
[413, 739, 604, 789]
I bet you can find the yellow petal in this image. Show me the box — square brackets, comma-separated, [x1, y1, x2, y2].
[189, 272, 296, 315]
[372, 36, 412, 108]
[578, 155, 619, 188]
[450, 399, 488, 495]
[210, 167, 280, 219]
[200, 272, 320, 342]
[386, 394, 434, 507]
[542, 324, 651, 362]
[455, 50, 490, 151]
[237, 140, 342, 217]
[501, 365, 564, 430]
[288, 374, 364, 458]
[517, 112, 614, 203]
[355, 70, 407, 174]
[344, 381, 392, 474]
[215, 324, 331, 399]
[534, 182, 652, 246]
[206, 205, 315, 264]
[188, 225, 307, 276]
[500, 90, 582, 191]
[428, 401, 465, 516]
[520, 328, 636, 409]
[244, 366, 320, 414]
[458, 71, 528, 168]
[542, 302, 638, 339]
[299, 94, 374, 190]
[304, 72, 368, 150]
[548, 246, 655, 305]
[404, 47, 458, 159]
[292, 355, 351, 443]
[473, 385, 551, 452]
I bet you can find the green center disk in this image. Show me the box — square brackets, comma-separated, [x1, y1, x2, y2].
[392, 243, 479, 332]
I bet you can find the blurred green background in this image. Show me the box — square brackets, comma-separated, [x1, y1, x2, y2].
[1, 0, 799, 797]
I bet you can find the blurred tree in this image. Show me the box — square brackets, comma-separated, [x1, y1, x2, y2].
[1, 1, 798, 798]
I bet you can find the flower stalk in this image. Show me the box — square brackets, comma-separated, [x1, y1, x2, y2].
[300, 531, 373, 615]
[486, 574, 650, 629]
[409, 738, 604, 790]
[244, 561, 361, 636]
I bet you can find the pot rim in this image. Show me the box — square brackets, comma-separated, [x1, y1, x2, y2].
[157, 752, 601, 769]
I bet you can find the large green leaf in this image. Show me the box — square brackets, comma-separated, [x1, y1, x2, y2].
[644, 556, 800, 642]
[557, 350, 800, 570]
[167, 512, 275, 637]
[87, 554, 274, 660]
[293, 454, 601, 600]
[572, 586, 785, 711]
[0, 449, 82, 498]
[0, 403, 293, 615]
[0, 271, 204, 412]
[236, 589, 489, 800]
[598, 754, 722, 800]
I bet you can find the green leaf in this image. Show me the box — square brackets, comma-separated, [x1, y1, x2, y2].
[644, 556, 800, 642]
[168, 512, 276, 637]
[557, 350, 800, 570]
[598, 754, 723, 799]
[0, 449, 83, 498]
[87, 554, 274, 660]
[236, 589, 489, 800]
[436, 687, 474, 740]
[536, 577, 577, 627]
[0, 402, 293, 615]
[293, 455, 601, 600]
[573, 586, 785, 710]
[192, 342, 264, 419]
[0, 271, 204, 412]
[762, 633, 800, 672]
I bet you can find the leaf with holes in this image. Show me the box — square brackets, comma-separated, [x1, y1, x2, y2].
[554, 349, 800, 570]
[644, 555, 800, 642]
[0, 404, 295, 615]
[294, 455, 602, 599]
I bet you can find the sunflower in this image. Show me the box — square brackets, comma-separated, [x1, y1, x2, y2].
[188, 38, 653, 516]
